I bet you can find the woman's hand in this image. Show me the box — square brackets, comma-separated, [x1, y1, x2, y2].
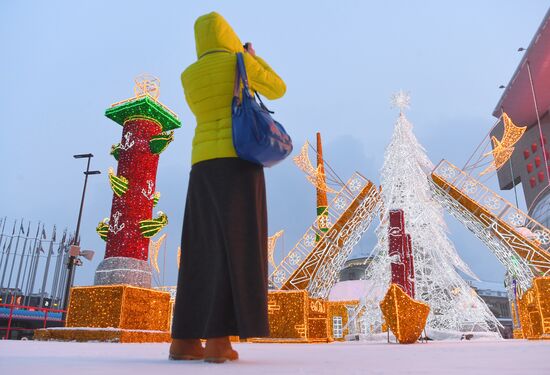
[244, 42, 256, 57]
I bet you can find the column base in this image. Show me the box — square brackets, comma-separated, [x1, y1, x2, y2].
[35, 285, 172, 343]
[94, 256, 152, 288]
[34, 328, 171, 343]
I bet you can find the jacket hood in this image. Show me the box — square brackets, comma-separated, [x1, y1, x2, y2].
[194, 12, 244, 58]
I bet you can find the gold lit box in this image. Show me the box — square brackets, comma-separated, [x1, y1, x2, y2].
[66, 285, 171, 331]
[307, 297, 329, 340]
[252, 290, 329, 342]
[327, 300, 359, 341]
[264, 290, 311, 341]
[251, 290, 357, 343]
[380, 283, 430, 344]
[35, 285, 172, 343]
[517, 277, 550, 340]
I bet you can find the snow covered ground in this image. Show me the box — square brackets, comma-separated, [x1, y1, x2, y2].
[1, 339, 549, 374]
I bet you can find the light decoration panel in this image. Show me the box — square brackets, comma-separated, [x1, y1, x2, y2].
[480, 113, 526, 176]
[148, 233, 167, 274]
[268, 230, 284, 268]
[269, 172, 380, 299]
[293, 142, 338, 194]
[431, 159, 550, 293]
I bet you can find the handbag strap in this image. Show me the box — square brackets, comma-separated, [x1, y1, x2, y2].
[236, 53, 250, 90]
[232, 53, 274, 113]
[233, 53, 251, 98]
[254, 91, 274, 114]
[233, 58, 241, 98]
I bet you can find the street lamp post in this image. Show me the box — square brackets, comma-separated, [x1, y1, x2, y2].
[62, 153, 101, 320]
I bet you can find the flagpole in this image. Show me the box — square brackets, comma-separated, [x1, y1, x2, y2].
[14, 222, 31, 295]
[0, 221, 17, 292]
[21, 223, 41, 305]
[0, 243, 6, 285]
[50, 230, 65, 303]
[0, 217, 8, 277]
[25, 224, 44, 305]
[39, 227, 56, 308]
[6, 219, 25, 290]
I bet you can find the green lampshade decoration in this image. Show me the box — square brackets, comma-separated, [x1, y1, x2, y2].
[153, 191, 160, 207]
[110, 144, 121, 161]
[150, 131, 174, 154]
[139, 211, 168, 238]
[96, 218, 109, 241]
[108, 167, 129, 197]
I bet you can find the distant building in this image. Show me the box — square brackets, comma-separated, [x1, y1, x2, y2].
[338, 257, 372, 282]
[467, 280, 513, 338]
[492, 9, 550, 227]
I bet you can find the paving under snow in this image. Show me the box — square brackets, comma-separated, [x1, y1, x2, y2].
[1, 339, 549, 374]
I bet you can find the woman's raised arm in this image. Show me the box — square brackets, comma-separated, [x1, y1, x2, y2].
[243, 52, 286, 100]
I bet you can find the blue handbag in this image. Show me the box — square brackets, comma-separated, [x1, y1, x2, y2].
[231, 53, 293, 167]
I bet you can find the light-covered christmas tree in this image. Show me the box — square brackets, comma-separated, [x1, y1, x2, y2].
[355, 91, 500, 338]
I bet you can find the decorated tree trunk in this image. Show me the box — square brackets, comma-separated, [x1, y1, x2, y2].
[388, 209, 415, 298]
[94, 84, 181, 288]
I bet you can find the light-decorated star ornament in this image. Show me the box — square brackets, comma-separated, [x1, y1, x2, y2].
[391, 90, 411, 113]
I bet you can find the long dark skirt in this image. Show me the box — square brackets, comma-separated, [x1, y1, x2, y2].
[171, 157, 269, 339]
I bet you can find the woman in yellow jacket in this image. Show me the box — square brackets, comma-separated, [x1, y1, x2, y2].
[170, 12, 286, 363]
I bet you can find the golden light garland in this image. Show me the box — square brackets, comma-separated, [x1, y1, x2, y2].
[148, 233, 167, 273]
[480, 113, 526, 176]
[268, 230, 284, 267]
[379, 283, 430, 344]
[293, 142, 337, 194]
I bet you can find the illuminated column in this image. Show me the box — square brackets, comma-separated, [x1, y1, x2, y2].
[388, 209, 415, 298]
[94, 75, 181, 288]
[316, 132, 329, 239]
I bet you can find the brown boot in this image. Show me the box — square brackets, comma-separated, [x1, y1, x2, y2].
[169, 338, 205, 360]
[204, 336, 239, 363]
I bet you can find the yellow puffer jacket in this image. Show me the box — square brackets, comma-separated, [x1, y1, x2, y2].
[182, 12, 286, 165]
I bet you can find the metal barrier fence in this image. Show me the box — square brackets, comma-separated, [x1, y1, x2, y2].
[0, 303, 66, 339]
[0, 217, 74, 311]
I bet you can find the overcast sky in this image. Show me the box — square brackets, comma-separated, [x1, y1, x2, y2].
[1, 1, 548, 289]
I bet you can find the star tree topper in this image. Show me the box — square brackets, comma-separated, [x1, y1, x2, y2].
[391, 90, 411, 113]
